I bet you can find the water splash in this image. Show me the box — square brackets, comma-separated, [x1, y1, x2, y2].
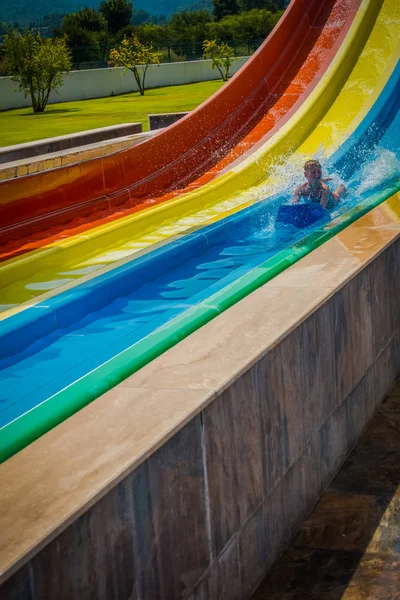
[354, 148, 400, 196]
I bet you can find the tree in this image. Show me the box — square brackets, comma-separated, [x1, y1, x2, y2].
[61, 8, 107, 33]
[203, 39, 236, 81]
[237, 0, 286, 10]
[109, 34, 161, 95]
[208, 9, 281, 42]
[1, 28, 71, 113]
[212, 0, 238, 20]
[100, 0, 132, 35]
[57, 8, 108, 64]
[169, 10, 212, 43]
[169, 10, 213, 57]
[133, 24, 170, 48]
[66, 28, 103, 64]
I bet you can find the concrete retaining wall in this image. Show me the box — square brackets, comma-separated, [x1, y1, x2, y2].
[0, 123, 142, 164]
[148, 112, 189, 130]
[2, 216, 399, 599]
[0, 131, 156, 181]
[0, 58, 249, 111]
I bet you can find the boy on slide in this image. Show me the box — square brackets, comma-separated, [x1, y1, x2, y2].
[293, 159, 347, 209]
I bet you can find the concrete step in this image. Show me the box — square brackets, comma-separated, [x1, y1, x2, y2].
[0, 123, 143, 165]
[0, 130, 157, 181]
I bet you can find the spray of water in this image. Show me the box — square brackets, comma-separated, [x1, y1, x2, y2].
[353, 148, 400, 196]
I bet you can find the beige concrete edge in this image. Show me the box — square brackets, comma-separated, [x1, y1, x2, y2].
[0, 199, 399, 584]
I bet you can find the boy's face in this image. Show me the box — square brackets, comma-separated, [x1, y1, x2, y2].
[304, 164, 321, 183]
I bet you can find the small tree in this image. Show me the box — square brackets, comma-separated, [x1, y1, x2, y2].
[203, 39, 236, 81]
[1, 28, 71, 113]
[109, 35, 161, 96]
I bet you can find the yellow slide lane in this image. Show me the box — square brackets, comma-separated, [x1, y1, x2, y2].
[1, 0, 399, 318]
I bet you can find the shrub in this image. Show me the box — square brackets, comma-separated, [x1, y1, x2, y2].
[109, 34, 162, 95]
[203, 39, 237, 81]
[1, 28, 71, 113]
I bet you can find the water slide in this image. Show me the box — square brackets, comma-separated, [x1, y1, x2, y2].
[0, 0, 399, 461]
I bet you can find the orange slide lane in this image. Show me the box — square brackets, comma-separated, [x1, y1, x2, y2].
[0, 0, 359, 261]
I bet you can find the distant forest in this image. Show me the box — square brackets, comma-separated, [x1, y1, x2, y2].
[0, 0, 288, 69]
[0, 0, 212, 26]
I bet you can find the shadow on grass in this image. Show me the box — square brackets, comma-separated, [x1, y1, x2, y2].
[21, 108, 80, 116]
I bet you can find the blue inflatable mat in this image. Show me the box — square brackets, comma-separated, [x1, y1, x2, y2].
[276, 203, 326, 228]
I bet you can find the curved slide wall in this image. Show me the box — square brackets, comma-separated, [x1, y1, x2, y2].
[0, 0, 399, 461]
[0, 0, 359, 249]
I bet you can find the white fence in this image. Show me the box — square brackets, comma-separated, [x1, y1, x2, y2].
[0, 58, 249, 111]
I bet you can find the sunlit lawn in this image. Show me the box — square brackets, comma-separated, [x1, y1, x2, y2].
[0, 80, 225, 147]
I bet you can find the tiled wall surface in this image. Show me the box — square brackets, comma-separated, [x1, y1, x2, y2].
[2, 237, 399, 600]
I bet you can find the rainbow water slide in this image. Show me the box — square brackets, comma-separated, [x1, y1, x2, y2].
[0, 0, 399, 461]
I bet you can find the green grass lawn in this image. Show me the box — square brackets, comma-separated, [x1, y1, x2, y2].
[0, 80, 225, 148]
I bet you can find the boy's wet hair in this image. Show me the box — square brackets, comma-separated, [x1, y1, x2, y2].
[304, 159, 322, 172]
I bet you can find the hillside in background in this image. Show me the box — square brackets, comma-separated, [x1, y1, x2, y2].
[0, 0, 213, 26]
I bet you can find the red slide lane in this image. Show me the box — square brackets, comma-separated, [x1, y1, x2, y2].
[0, 0, 356, 253]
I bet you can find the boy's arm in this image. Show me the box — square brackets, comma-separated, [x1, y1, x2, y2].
[292, 185, 303, 204]
[320, 184, 329, 209]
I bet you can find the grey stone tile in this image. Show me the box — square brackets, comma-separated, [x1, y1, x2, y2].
[298, 303, 337, 443]
[255, 333, 305, 495]
[280, 458, 309, 543]
[343, 329, 400, 452]
[190, 540, 241, 600]
[202, 369, 264, 558]
[370, 241, 400, 358]
[238, 506, 268, 599]
[344, 374, 370, 450]
[29, 514, 90, 600]
[132, 416, 209, 600]
[263, 481, 286, 569]
[257, 304, 336, 499]
[301, 438, 323, 516]
[261, 439, 322, 564]
[29, 480, 135, 600]
[318, 400, 349, 491]
[86, 482, 136, 600]
[372, 331, 400, 413]
[332, 269, 374, 402]
[0, 564, 33, 600]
